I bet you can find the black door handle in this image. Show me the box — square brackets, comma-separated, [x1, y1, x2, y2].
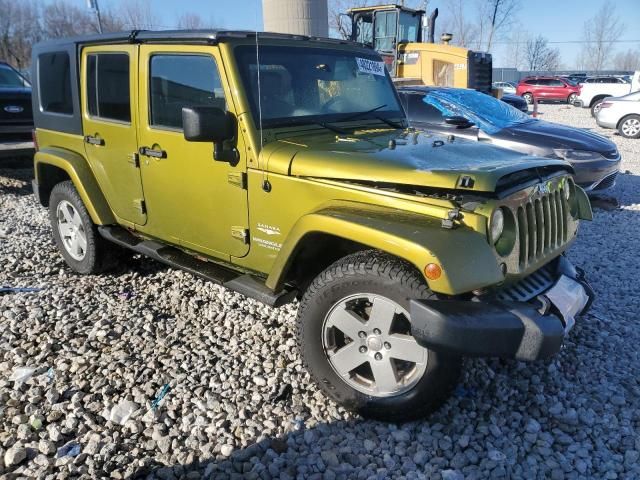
[139, 146, 167, 159]
[84, 135, 104, 146]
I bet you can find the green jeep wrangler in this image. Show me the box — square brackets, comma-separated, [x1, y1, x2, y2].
[31, 30, 594, 421]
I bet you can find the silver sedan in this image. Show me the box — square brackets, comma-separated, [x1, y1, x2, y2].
[596, 91, 640, 139]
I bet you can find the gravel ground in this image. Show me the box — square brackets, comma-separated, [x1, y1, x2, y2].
[1, 104, 639, 479]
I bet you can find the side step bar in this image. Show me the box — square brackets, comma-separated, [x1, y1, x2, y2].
[98, 226, 296, 307]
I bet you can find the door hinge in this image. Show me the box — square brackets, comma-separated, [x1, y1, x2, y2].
[231, 226, 249, 243]
[134, 199, 146, 215]
[128, 152, 140, 168]
[228, 172, 247, 189]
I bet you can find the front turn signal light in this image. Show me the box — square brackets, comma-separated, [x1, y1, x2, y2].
[424, 263, 442, 280]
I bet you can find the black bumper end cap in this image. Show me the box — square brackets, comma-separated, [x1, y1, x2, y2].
[409, 299, 565, 362]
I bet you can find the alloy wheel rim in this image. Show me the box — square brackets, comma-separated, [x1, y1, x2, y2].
[57, 200, 87, 261]
[622, 119, 640, 137]
[322, 294, 428, 397]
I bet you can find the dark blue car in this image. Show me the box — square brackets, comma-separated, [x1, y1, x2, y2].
[0, 61, 33, 136]
[398, 86, 621, 192]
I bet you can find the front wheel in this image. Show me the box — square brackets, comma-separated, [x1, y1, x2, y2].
[619, 115, 640, 139]
[591, 98, 608, 117]
[522, 93, 534, 104]
[297, 251, 461, 422]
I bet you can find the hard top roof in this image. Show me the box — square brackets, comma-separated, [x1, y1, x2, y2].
[34, 29, 361, 49]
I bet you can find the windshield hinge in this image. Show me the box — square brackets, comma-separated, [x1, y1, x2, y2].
[128, 152, 140, 168]
[133, 199, 146, 215]
[231, 226, 249, 243]
[441, 209, 461, 229]
[228, 172, 247, 189]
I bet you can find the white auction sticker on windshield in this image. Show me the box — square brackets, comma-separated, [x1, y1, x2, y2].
[355, 57, 386, 76]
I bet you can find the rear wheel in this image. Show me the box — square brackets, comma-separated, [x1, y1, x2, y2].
[568, 93, 578, 105]
[49, 181, 120, 274]
[591, 98, 608, 117]
[297, 250, 461, 422]
[619, 115, 640, 139]
[523, 93, 534, 104]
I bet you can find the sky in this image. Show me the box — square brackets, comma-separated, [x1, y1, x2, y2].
[59, 0, 640, 69]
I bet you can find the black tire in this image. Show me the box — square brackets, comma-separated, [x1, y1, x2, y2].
[522, 93, 533, 104]
[297, 250, 461, 422]
[618, 114, 640, 139]
[49, 181, 119, 274]
[590, 97, 608, 117]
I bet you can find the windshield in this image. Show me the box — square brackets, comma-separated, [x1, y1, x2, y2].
[0, 64, 27, 88]
[235, 46, 404, 128]
[422, 88, 533, 134]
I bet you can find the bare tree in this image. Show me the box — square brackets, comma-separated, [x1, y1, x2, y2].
[43, 0, 97, 38]
[613, 49, 640, 71]
[443, 0, 480, 49]
[177, 13, 205, 29]
[579, 1, 625, 71]
[0, 0, 42, 68]
[483, 0, 519, 52]
[505, 24, 527, 70]
[118, 0, 160, 29]
[525, 35, 560, 71]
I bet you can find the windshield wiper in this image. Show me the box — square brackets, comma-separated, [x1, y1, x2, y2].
[336, 104, 405, 129]
[315, 121, 349, 134]
[338, 104, 388, 122]
[372, 115, 405, 129]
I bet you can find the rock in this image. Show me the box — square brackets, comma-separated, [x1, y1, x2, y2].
[220, 444, 234, 457]
[4, 444, 27, 467]
[38, 439, 56, 456]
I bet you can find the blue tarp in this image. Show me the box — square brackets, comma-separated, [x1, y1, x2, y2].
[423, 88, 534, 134]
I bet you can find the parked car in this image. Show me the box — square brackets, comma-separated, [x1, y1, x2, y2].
[582, 76, 628, 84]
[516, 76, 581, 105]
[566, 73, 587, 83]
[399, 86, 621, 192]
[0, 60, 33, 136]
[31, 30, 594, 422]
[596, 91, 640, 139]
[493, 81, 516, 94]
[500, 92, 528, 113]
[575, 71, 640, 116]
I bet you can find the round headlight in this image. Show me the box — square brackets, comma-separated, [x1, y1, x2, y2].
[490, 208, 505, 245]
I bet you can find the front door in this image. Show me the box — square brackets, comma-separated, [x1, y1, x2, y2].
[137, 45, 249, 260]
[81, 45, 146, 225]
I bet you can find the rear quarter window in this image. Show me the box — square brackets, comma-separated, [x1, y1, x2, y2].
[38, 52, 73, 115]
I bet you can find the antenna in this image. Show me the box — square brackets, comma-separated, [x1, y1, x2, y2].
[255, 3, 270, 192]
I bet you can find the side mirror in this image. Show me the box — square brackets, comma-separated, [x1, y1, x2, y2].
[182, 106, 234, 161]
[444, 116, 474, 128]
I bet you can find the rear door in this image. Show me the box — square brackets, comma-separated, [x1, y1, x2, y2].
[547, 79, 567, 100]
[81, 45, 146, 226]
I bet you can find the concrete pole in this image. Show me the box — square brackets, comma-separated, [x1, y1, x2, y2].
[262, 0, 329, 38]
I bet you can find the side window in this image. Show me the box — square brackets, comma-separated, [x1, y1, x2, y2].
[403, 93, 445, 124]
[39, 52, 73, 115]
[149, 54, 225, 130]
[550, 80, 564, 87]
[86, 53, 131, 123]
[525, 79, 538, 86]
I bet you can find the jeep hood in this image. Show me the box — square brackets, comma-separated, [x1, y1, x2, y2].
[262, 129, 571, 193]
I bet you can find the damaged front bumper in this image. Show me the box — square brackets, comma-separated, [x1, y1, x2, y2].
[409, 256, 594, 361]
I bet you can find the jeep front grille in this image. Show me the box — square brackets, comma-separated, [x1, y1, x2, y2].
[496, 262, 555, 302]
[516, 188, 569, 269]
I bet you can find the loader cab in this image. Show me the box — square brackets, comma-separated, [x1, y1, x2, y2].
[349, 5, 424, 75]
